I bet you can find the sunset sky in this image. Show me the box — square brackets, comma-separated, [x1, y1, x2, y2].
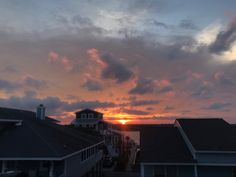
[0, 0, 236, 124]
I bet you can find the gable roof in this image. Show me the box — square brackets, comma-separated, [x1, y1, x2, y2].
[177, 118, 236, 152]
[140, 125, 195, 163]
[0, 107, 103, 160]
[75, 109, 103, 115]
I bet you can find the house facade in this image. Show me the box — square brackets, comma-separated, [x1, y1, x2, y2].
[0, 106, 104, 177]
[71, 109, 105, 133]
[140, 118, 236, 177]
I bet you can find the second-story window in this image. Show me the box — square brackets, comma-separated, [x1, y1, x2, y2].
[88, 113, 94, 118]
[81, 113, 87, 119]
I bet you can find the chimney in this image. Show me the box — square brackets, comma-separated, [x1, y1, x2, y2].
[36, 104, 46, 120]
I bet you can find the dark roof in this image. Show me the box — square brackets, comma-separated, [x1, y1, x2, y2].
[0, 107, 59, 123]
[0, 107, 103, 159]
[177, 118, 236, 152]
[140, 125, 195, 163]
[75, 109, 102, 115]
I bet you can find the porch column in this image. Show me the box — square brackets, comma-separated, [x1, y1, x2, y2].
[140, 163, 144, 177]
[1, 161, 6, 174]
[49, 161, 54, 177]
[194, 165, 198, 177]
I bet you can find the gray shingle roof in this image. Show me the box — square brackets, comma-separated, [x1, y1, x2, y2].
[140, 125, 195, 163]
[177, 118, 236, 152]
[0, 107, 103, 159]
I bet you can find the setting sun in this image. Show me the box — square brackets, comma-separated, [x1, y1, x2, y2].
[117, 119, 129, 125]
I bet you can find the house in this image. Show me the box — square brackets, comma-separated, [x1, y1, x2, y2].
[0, 106, 104, 177]
[140, 118, 236, 177]
[71, 109, 106, 133]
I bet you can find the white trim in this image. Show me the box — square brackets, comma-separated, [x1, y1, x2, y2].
[141, 162, 236, 166]
[196, 150, 236, 154]
[0, 119, 22, 123]
[141, 162, 195, 166]
[0, 141, 104, 161]
[175, 120, 196, 159]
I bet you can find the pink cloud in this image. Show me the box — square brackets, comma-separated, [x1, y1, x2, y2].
[87, 48, 106, 67]
[47, 52, 74, 72]
[48, 51, 59, 63]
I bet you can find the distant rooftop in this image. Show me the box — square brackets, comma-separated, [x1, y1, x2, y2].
[75, 108, 103, 115]
[176, 118, 236, 152]
[140, 125, 195, 163]
[0, 107, 59, 123]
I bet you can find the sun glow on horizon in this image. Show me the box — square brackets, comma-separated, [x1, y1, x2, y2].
[117, 119, 129, 125]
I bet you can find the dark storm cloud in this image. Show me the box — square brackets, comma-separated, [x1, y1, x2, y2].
[87, 48, 135, 83]
[0, 79, 20, 92]
[129, 77, 156, 95]
[100, 53, 134, 83]
[202, 102, 232, 110]
[122, 108, 149, 115]
[209, 23, 236, 54]
[81, 78, 103, 91]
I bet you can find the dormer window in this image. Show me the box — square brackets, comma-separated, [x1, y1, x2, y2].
[88, 113, 94, 119]
[81, 113, 87, 119]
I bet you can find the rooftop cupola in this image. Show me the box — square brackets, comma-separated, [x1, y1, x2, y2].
[36, 104, 46, 120]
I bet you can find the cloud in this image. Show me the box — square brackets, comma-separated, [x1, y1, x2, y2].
[129, 77, 173, 95]
[192, 81, 214, 99]
[48, 51, 59, 63]
[3, 65, 18, 73]
[179, 19, 199, 30]
[48, 52, 78, 72]
[129, 77, 156, 95]
[0, 79, 20, 92]
[130, 99, 160, 106]
[157, 80, 173, 93]
[23, 76, 47, 90]
[214, 72, 235, 86]
[202, 102, 232, 110]
[87, 48, 134, 83]
[122, 108, 149, 115]
[195, 22, 222, 45]
[0, 92, 117, 114]
[209, 19, 236, 54]
[164, 106, 174, 111]
[81, 78, 103, 91]
[150, 20, 169, 29]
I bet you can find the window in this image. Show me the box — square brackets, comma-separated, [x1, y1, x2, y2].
[81, 113, 87, 119]
[88, 113, 94, 118]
